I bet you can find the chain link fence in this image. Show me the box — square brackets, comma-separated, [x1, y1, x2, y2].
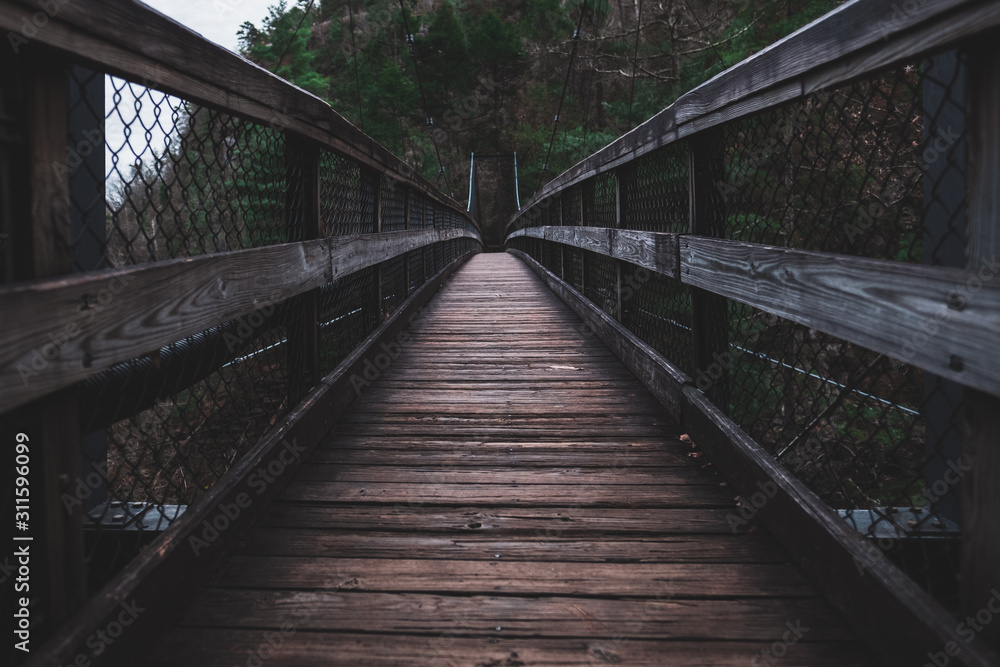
[509, 50, 971, 609]
[2, 60, 478, 606]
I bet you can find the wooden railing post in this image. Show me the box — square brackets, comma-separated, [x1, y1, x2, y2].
[558, 192, 566, 280]
[961, 41, 1000, 650]
[285, 140, 320, 402]
[370, 169, 384, 319]
[581, 183, 590, 295]
[68, 65, 110, 513]
[688, 130, 729, 408]
[614, 168, 623, 321]
[403, 185, 411, 294]
[922, 50, 966, 524]
[23, 49, 87, 627]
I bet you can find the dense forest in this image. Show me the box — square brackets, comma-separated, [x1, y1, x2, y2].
[236, 0, 841, 204]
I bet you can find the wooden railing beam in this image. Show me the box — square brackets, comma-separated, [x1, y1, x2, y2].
[508, 0, 1000, 234]
[0, 228, 480, 412]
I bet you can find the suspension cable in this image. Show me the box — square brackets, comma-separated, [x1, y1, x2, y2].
[397, 0, 453, 196]
[346, 0, 365, 132]
[513, 152, 521, 210]
[680, 0, 727, 70]
[466, 152, 475, 212]
[626, 0, 643, 130]
[579, 9, 602, 160]
[538, 3, 589, 190]
[383, 0, 409, 156]
[271, 0, 316, 74]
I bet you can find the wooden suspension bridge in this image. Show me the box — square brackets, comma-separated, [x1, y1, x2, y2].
[1, 0, 999, 665]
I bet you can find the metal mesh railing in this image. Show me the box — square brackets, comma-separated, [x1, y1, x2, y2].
[2, 59, 479, 618]
[509, 50, 972, 608]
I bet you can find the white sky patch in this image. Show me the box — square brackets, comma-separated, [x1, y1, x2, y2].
[104, 0, 281, 186]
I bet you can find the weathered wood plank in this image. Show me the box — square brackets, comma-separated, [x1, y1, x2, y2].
[0, 228, 476, 410]
[508, 0, 1000, 225]
[682, 385, 1000, 666]
[257, 505, 745, 535]
[20, 249, 477, 667]
[508, 226, 680, 278]
[236, 530, 785, 562]
[152, 630, 874, 667]
[679, 237, 1000, 397]
[309, 445, 694, 468]
[22, 50, 89, 626]
[0, 1, 474, 223]
[176, 589, 856, 641]
[962, 40, 1000, 650]
[214, 557, 815, 597]
[278, 481, 732, 507]
[509, 249, 690, 420]
[292, 465, 719, 486]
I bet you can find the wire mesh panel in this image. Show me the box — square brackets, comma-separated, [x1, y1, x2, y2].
[380, 176, 407, 231]
[508, 50, 973, 611]
[709, 55, 967, 605]
[318, 267, 381, 377]
[622, 270, 693, 376]
[582, 249, 617, 316]
[1, 57, 479, 623]
[411, 194, 431, 229]
[407, 249, 424, 292]
[584, 171, 618, 228]
[380, 256, 408, 318]
[620, 141, 689, 233]
[59, 73, 308, 588]
[79, 298, 303, 576]
[106, 76, 290, 264]
[716, 63, 958, 262]
[562, 185, 582, 226]
[320, 150, 375, 236]
[564, 246, 584, 292]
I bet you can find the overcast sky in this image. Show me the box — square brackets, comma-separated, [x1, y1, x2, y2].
[104, 0, 284, 184]
[143, 0, 279, 52]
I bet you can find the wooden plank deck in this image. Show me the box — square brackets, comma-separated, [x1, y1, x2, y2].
[152, 253, 874, 665]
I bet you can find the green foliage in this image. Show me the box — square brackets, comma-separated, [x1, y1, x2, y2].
[229, 0, 850, 197]
[238, 1, 329, 96]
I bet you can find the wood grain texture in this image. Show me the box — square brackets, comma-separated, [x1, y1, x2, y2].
[21, 251, 477, 667]
[682, 385, 1000, 666]
[505, 250, 994, 664]
[679, 237, 1000, 397]
[236, 530, 789, 561]
[508, 226, 680, 278]
[256, 505, 748, 535]
[176, 589, 856, 640]
[213, 557, 815, 597]
[145, 254, 871, 666]
[153, 630, 872, 666]
[0, 0, 475, 224]
[507, 0, 999, 228]
[0, 228, 477, 410]
[510, 248, 690, 420]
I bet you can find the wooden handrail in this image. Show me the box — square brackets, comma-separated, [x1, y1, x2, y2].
[508, 0, 1000, 232]
[502, 0, 1000, 662]
[507, 226, 680, 279]
[0, 0, 476, 231]
[0, 228, 479, 411]
[511, 247, 1000, 667]
[507, 229, 1000, 399]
